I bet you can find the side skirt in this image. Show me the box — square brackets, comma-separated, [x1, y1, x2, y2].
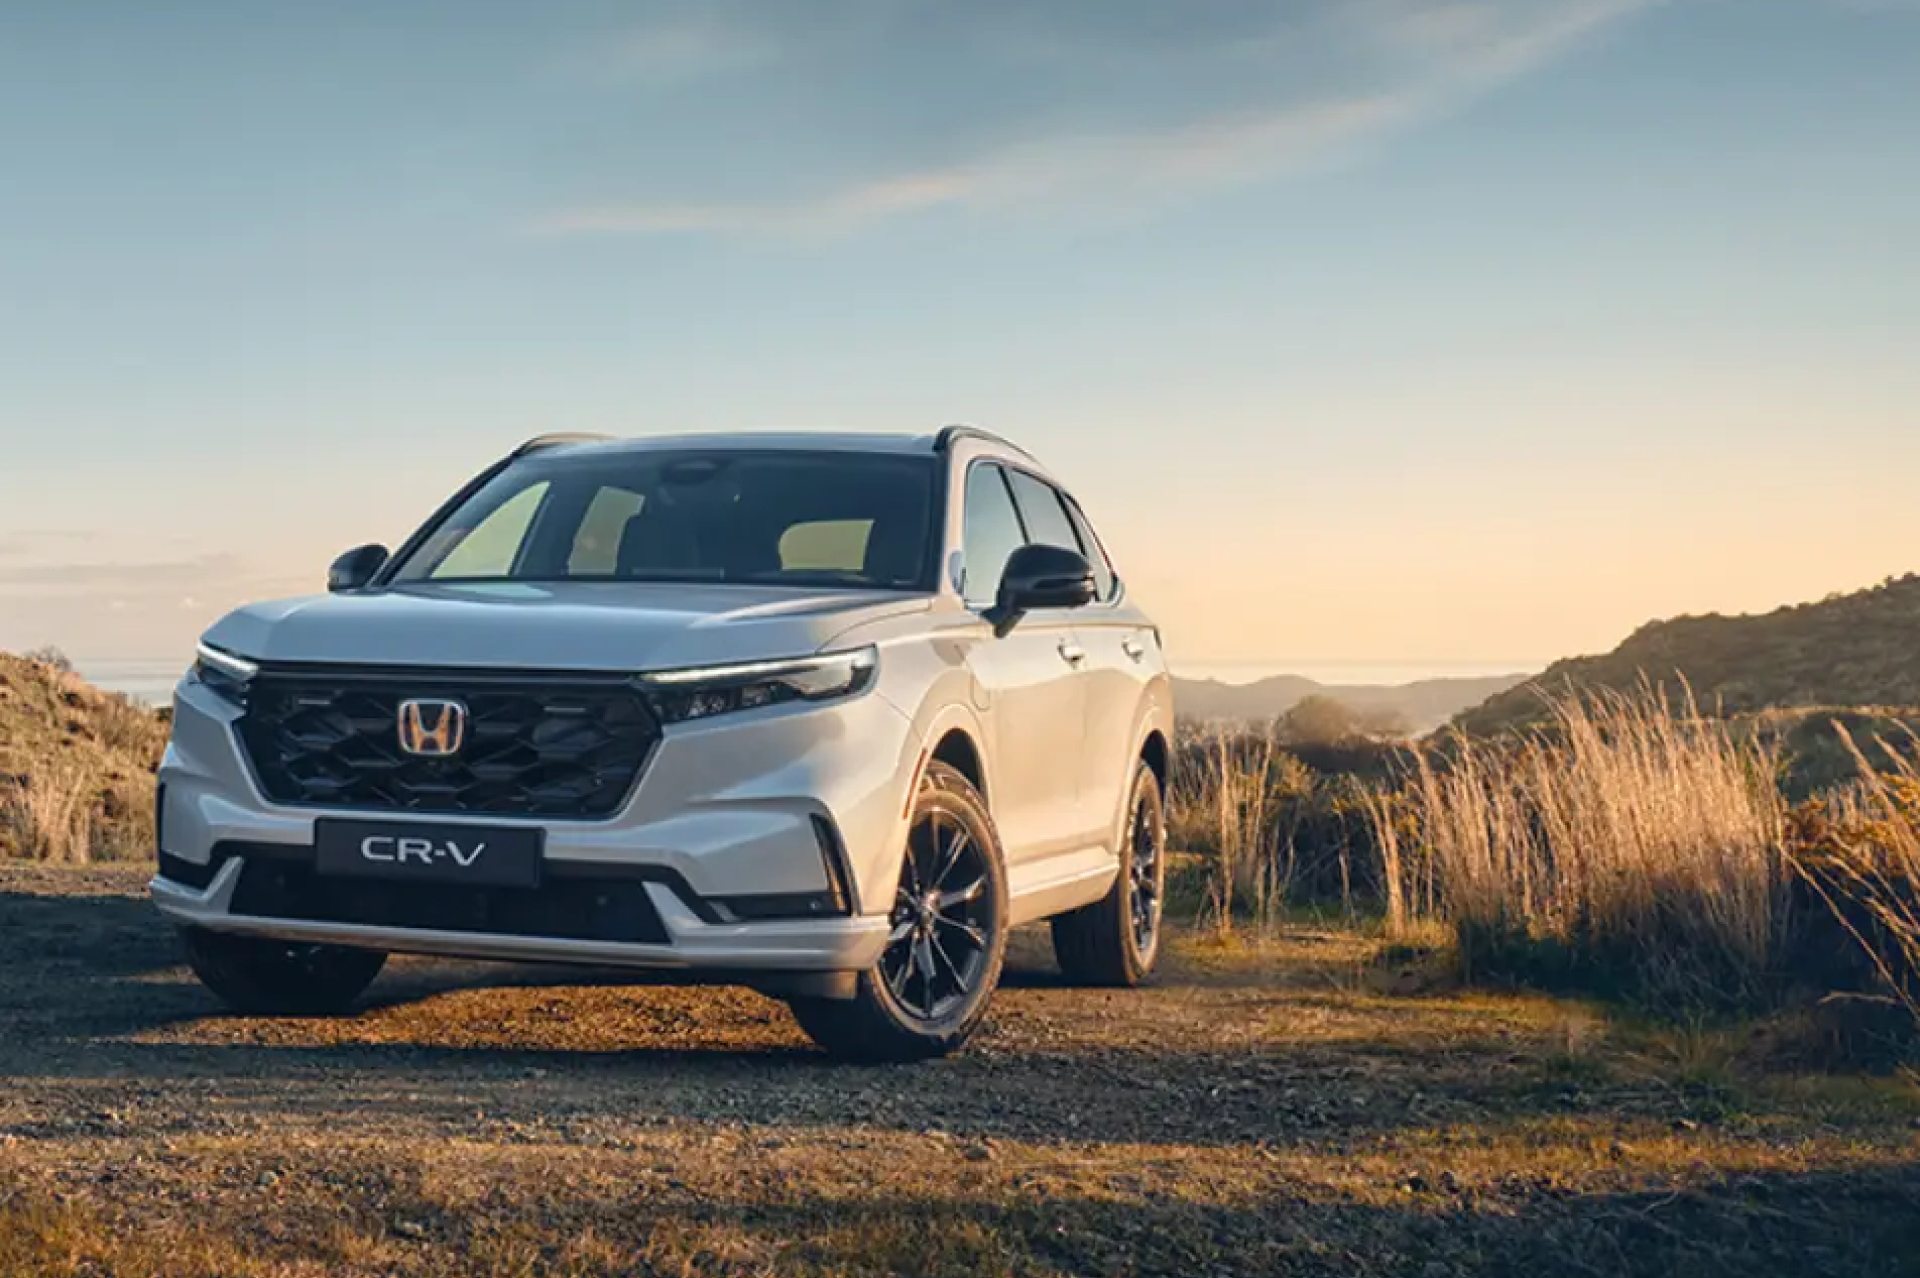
[1006, 847, 1120, 927]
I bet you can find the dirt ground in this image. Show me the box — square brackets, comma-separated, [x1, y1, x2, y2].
[2, 862, 1918, 1277]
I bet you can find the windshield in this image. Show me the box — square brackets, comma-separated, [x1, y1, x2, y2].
[386, 449, 940, 591]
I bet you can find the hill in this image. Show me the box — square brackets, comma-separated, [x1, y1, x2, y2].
[1458, 574, 1920, 734]
[1173, 671, 1531, 734]
[0, 651, 168, 861]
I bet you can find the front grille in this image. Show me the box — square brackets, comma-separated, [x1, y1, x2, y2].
[236, 667, 659, 819]
[230, 859, 670, 944]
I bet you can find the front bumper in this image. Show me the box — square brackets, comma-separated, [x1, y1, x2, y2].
[151, 858, 890, 974]
[154, 669, 921, 978]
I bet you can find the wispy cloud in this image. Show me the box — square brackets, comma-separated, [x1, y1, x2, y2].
[0, 551, 313, 657]
[0, 529, 100, 559]
[534, 95, 1414, 237]
[603, 12, 786, 86]
[0, 553, 250, 592]
[532, 0, 1659, 238]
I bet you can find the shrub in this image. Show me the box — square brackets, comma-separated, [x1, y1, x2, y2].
[21, 645, 74, 674]
[1168, 726, 1383, 932]
[1366, 686, 1791, 1007]
[1785, 729, 1920, 1028]
[93, 689, 168, 763]
[1, 750, 100, 863]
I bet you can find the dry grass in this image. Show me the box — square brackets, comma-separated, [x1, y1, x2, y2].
[1368, 686, 1791, 1005]
[0, 746, 155, 865]
[1787, 727, 1920, 1025]
[1169, 729, 1323, 935]
[0, 751, 100, 864]
[0, 651, 166, 862]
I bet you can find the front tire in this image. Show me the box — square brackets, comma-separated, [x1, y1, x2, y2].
[788, 761, 1009, 1063]
[1051, 761, 1165, 986]
[179, 926, 387, 1016]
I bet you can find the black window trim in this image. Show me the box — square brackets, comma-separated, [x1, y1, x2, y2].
[1061, 491, 1123, 606]
[957, 459, 1028, 610]
[957, 457, 1122, 613]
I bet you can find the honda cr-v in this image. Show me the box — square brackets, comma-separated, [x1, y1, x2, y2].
[153, 427, 1173, 1060]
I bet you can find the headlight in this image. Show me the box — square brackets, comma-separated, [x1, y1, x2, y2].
[191, 642, 258, 707]
[640, 647, 878, 724]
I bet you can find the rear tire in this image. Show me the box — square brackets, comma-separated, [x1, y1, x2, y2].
[1051, 761, 1165, 986]
[788, 761, 1008, 1063]
[179, 926, 387, 1016]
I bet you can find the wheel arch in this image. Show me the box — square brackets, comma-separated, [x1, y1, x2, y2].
[1140, 728, 1170, 794]
[1102, 702, 1175, 859]
[929, 726, 988, 801]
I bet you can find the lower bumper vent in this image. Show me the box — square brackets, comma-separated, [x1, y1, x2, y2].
[230, 860, 670, 944]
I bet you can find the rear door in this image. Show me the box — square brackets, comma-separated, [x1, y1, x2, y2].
[1059, 493, 1161, 851]
[960, 463, 1089, 869]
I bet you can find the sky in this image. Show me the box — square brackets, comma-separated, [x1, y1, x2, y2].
[2, 0, 1917, 674]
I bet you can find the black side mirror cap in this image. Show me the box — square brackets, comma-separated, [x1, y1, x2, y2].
[328, 544, 390, 593]
[988, 543, 1097, 634]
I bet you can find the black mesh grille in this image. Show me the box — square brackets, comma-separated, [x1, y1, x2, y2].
[235, 667, 659, 819]
[230, 859, 670, 944]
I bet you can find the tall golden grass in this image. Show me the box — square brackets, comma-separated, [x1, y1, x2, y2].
[1395, 688, 1789, 1000]
[1786, 727, 1920, 1022]
[1169, 690, 1920, 1029]
[1168, 729, 1329, 934]
[1, 751, 102, 863]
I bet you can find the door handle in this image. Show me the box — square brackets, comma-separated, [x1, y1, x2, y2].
[1122, 638, 1146, 662]
[1058, 640, 1088, 666]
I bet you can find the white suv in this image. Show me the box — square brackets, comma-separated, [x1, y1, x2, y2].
[153, 427, 1173, 1061]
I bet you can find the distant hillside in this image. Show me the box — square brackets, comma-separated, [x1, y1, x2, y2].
[0, 651, 168, 860]
[1458, 574, 1920, 734]
[1174, 671, 1532, 734]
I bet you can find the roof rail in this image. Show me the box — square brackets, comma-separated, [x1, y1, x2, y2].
[933, 424, 1039, 463]
[511, 432, 614, 458]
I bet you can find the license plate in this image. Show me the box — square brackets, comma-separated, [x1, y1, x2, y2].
[314, 819, 543, 889]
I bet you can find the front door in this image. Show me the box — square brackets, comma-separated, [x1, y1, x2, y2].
[958, 462, 1088, 868]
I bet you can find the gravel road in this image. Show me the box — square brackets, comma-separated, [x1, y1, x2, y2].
[2, 862, 1917, 1277]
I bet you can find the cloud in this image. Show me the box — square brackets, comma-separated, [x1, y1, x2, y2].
[0, 554, 248, 592]
[604, 12, 786, 85]
[0, 553, 315, 657]
[533, 0, 1659, 238]
[0, 530, 100, 559]
[534, 94, 1414, 236]
[0, 554, 308, 607]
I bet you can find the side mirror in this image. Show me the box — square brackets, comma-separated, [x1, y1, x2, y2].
[988, 544, 1096, 634]
[327, 544, 389, 593]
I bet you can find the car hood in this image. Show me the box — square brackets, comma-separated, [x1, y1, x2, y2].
[202, 581, 929, 672]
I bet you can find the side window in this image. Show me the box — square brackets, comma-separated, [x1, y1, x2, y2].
[568, 486, 645, 575]
[1063, 499, 1117, 601]
[1005, 469, 1079, 552]
[431, 482, 550, 579]
[961, 464, 1026, 608]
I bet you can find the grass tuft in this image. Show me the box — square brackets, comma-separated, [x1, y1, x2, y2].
[1361, 685, 1792, 1008]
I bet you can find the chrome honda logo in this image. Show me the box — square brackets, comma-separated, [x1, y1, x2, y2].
[397, 699, 467, 757]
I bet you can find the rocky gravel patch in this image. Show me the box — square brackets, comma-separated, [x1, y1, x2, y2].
[2, 863, 1917, 1276]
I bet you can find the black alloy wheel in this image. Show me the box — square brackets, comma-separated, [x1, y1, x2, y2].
[786, 760, 1009, 1062]
[1051, 760, 1166, 987]
[1127, 784, 1164, 961]
[880, 807, 996, 1022]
